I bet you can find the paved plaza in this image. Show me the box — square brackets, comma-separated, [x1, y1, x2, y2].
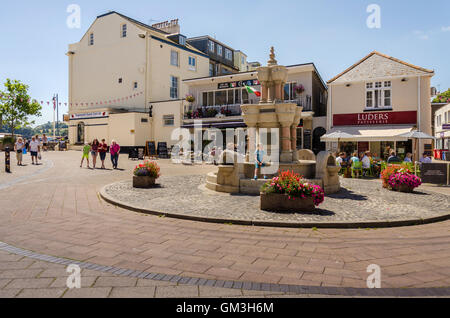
[0, 151, 449, 297]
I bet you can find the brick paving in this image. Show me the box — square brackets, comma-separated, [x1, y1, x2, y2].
[0, 151, 449, 297]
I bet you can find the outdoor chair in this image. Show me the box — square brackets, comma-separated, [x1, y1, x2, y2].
[351, 161, 363, 178]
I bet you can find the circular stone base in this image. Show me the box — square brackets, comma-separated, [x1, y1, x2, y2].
[100, 175, 450, 229]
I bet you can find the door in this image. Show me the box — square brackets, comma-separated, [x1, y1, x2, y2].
[312, 127, 327, 155]
[77, 122, 85, 144]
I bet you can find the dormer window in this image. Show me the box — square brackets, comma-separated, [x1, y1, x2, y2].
[121, 24, 127, 38]
[89, 33, 94, 46]
[209, 40, 215, 53]
[179, 35, 186, 46]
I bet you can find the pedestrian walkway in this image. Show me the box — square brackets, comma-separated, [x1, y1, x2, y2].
[0, 151, 449, 297]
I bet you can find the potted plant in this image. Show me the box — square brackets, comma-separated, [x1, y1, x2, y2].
[294, 84, 305, 96]
[380, 164, 411, 188]
[133, 160, 161, 188]
[388, 172, 422, 193]
[260, 170, 325, 212]
[185, 94, 195, 104]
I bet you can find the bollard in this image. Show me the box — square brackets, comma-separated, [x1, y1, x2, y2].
[5, 146, 11, 173]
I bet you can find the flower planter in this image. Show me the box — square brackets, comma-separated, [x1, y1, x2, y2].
[397, 185, 414, 193]
[382, 179, 389, 188]
[260, 193, 315, 212]
[133, 176, 156, 189]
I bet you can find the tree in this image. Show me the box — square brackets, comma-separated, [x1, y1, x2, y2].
[0, 79, 42, 137]
[433, 89, 450, 104]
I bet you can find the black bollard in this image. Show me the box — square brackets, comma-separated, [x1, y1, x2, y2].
[5, 146, 11, 173]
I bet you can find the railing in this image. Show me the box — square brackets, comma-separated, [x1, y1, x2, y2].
[184, 95, 312, 119]
[184, 104, 242, 119]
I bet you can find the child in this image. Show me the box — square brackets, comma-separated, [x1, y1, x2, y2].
[254, 144, 267, 180]
[80, 142, 91, 168]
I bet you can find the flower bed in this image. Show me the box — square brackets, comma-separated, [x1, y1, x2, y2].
[260, 171, 325, 212]
[133, 160, 161, 188]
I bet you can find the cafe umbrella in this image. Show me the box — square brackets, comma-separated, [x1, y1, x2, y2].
[321, 131, 355, 151]
[396, 130, 436, 171]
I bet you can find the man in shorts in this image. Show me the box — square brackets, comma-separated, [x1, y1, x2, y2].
[29, 136, 40, 165]
[80, 142, 91, 168]
[42, 134, 48, 151]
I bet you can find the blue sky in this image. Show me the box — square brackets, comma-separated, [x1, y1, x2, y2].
[1, 0, 449, 126]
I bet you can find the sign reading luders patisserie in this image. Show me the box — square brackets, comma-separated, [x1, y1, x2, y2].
[333, 111, 417, 126]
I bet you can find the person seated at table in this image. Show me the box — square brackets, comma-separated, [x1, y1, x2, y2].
[420, 152, 432, 164]
[387, 150, 402, 164]
[362, 151, 371, 169]
[404, 153, 413, 163]
[349, 152, 361, 178]
[336, 152, 346, 167]
[349, 152, 359, 164]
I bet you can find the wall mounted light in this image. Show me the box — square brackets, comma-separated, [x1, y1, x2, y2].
[138, 34, 146, 38]
[402, 78, 408, 82]
[346, 83, 351, 87]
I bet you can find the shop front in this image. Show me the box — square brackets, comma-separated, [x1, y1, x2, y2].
[326, 110, 417, 160]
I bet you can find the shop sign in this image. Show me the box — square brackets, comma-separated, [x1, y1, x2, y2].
[443, 124, 450, 130]
[333, 111, 417, 126]
[218, 79, 260, 90]
[70, 112, 108, 120]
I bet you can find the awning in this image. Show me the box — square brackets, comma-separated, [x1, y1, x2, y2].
[322, 126, 414, 142]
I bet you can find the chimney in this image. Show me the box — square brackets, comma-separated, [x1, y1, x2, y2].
[151, 19, 180, 34]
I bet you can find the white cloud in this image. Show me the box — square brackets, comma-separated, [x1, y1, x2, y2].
[442, 26, 450, 32]
[413, 30, 429, 40]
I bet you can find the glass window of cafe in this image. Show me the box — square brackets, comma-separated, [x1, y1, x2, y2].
[338, 140, 412, 160]
[201, 86, 260, 107]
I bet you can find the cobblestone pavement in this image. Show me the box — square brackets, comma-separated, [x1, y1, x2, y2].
[0, 151, 449, 296]
[103, 176, 450, 224]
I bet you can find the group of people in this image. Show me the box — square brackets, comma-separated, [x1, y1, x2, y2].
[80, 139, 121, 170]
[13, 134, 49, 166]
[336, 149, 434, 178]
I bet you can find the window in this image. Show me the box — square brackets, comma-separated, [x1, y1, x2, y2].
[225, 48, 232, 61]
[209, 64, 214, 76]
[241, 56, 245, 65]
[365, 81, 392, 109]
[141, 118, 148, 123]
[133, 82, 138, 89]
[89, 33, 94, 46]
[170, 51, 179, 66]
[217, 45, 223, 56]
[188, 56, 196, 71]
[121, 24, 127, 38]
[209, 40, 215, 53]
[118, 78, 123, 84]
[179, 35, 186, 46]
[170, 76, 179, 99]
[163, 115, 175, 126]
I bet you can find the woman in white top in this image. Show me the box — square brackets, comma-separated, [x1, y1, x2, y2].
[14, 137, 25, 166]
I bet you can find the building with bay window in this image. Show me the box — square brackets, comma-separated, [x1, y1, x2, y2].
[326, 51, 434, 160]
[181, 63, 328, 153]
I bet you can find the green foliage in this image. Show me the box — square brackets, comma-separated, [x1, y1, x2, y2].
[432, 89, 450, 104]
[1, 136, 15, 145]
[0, 79, 42, 136]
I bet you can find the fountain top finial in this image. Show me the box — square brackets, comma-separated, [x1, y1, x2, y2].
[267, 46, 277, 66]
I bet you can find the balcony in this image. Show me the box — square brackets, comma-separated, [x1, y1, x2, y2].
[183, 95, 312, 120]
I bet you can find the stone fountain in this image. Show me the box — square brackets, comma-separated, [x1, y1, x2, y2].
[206, 48, 340, 195]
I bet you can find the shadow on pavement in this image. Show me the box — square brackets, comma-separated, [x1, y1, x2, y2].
[328, 188, 368, 201]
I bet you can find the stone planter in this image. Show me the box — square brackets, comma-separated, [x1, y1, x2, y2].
[260, 193, 315, 212]
[133, 176, 156, 189]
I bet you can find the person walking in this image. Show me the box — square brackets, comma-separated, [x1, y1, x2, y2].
[91, 139, 100, 169]
[80, 142, 91, 168]
[29, 136, 40, 165]
[110, 140, 120, 169]
[42, 134, 48, 152]
[99, 139, 108, 169]
[14, 137, 25, 166]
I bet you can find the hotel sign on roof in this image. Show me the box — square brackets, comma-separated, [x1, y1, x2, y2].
[218, 79, 260, 90]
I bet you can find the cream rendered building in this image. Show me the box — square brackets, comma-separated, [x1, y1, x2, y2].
[67, 11, 210, 150]
[435, 103, 450, 150]
[326, 51, 434, 159]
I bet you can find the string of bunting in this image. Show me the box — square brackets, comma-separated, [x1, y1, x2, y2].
[0, 92, 144, 108]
